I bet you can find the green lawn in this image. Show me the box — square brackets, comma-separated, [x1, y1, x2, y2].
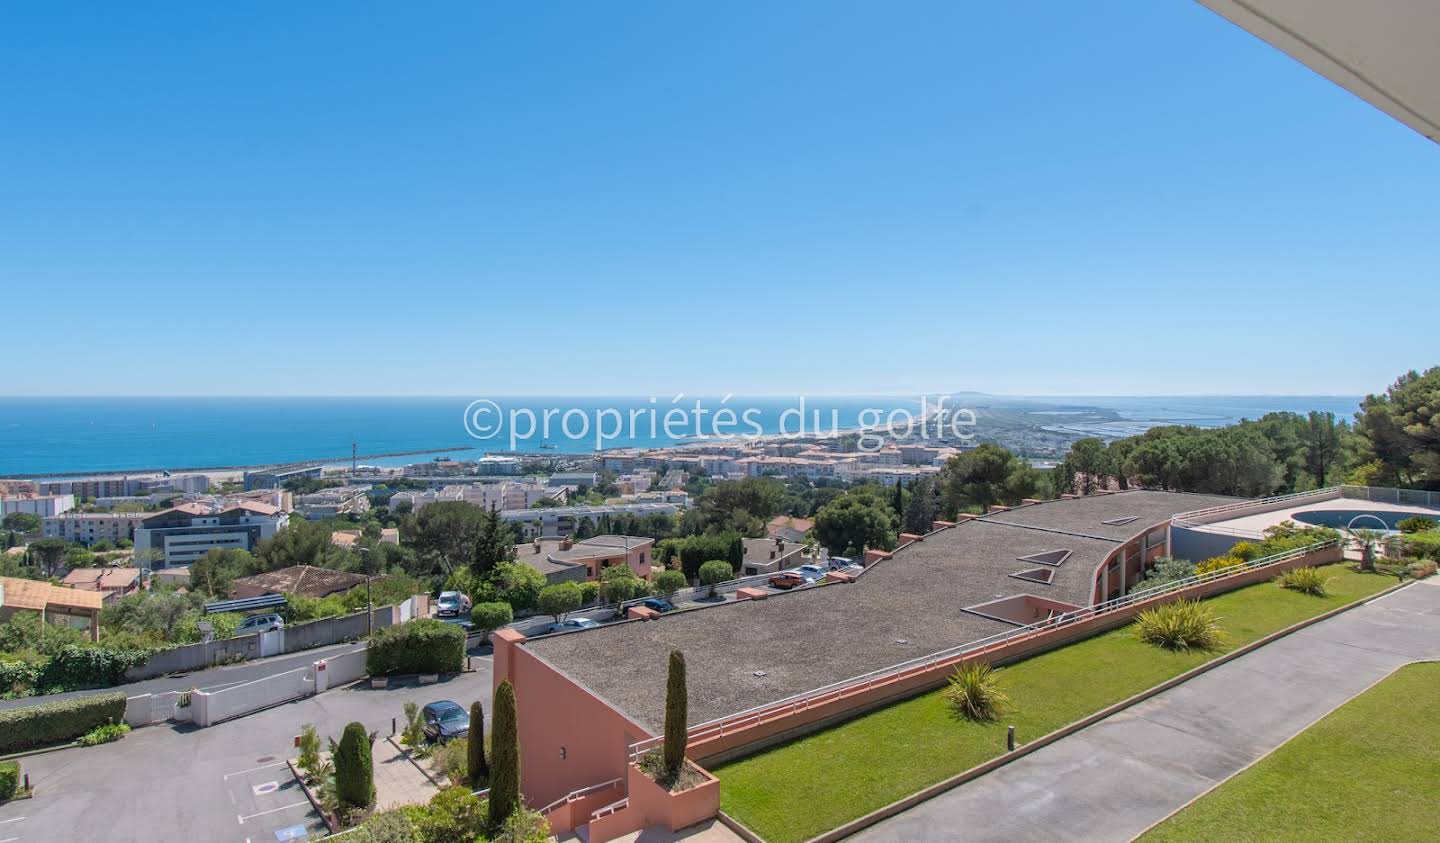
[715, 565, 1397, 843]
[1139, 661, 1439, 842]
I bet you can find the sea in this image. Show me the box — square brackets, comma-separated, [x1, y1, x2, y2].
[0, 395, 1363, 477]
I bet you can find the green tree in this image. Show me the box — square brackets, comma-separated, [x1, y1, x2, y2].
[942, 444, 1040, 512]
[652, 569, 686, 597]
[489, 680, 520, 835]
[1354, 367, 1440, 488]
[470, 602, 513, 642]
[813, 489, 896, 557]
[663, 649, 688, 778]
[404, 501, 515, 577]
[1301, 410, 1345, 487]
[468, 700, 488, 789]
[253, 519, 345, 571]
[697, 478, 784, 535]
[537, 582, 583, 622]
[1, 513, 41, 535]
[28, 538, 68, 578]
[491, 562, 546, 613]
[1055, 437, 1112, 495]
[901, 476, 941, 535]
[697, 559, 732, 597]
[598, 564, 648, 605]
[188, 548, 252, 598]
[334, 721, 375, 809]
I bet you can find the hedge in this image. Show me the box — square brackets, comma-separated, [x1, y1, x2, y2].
[36, 645, 151, 692]
[0, 691, 127, 753]
[0, 760, 17, 800]
[366, 619, 465, 676]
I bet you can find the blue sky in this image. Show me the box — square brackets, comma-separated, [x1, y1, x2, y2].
[1, 1, 1435, 398]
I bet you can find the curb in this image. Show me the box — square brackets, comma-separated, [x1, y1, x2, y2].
[385, 735, 447, 789]
[800, 576, 1416, 843]
[0, 740, 81, 763]
[717, 810, 768, 843]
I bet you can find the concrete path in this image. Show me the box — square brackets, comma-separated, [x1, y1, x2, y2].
[852, 578, 1440, 843]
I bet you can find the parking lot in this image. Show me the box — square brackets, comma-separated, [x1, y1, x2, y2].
[0, 656, 491, 843]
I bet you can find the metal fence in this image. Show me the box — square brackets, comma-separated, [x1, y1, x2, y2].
[1340, 485, 1440, 508]
[627, 539, 1338, 754]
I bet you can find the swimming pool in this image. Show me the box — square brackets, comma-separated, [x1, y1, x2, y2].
[1291, 508, 1438, 532]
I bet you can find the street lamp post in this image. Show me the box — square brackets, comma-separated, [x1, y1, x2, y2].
[360, 547, 374, 635]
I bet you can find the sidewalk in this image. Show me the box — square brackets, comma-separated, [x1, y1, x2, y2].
[851, 577, 1440, 843]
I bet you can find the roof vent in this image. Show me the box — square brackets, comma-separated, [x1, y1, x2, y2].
[1010, 567, 1056, 585]
[752, 671, 767, 677]
[1016, 549, 1071, 567]
[1102, 516, 1139, 526]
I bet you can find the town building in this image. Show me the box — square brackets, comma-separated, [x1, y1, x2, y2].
[547, 472, 599, 489]
[765, 515, 813, 543]
[489, 490, 1248, 825]
[294, 485, 373, 519]
[0, 576, 103, 641]
[43, 512, 149, 546]
[514, 535, 655, 585]
[230, 564, 367, 600]
[1, 493, 76, 519]
[132, 501, 289, 567]
[499, 502, 680, 540]
[739, 536, 807, 576]
[243, 465, 324, 491]
[476, 455, 522, 475]
[61, 567, 144, 603]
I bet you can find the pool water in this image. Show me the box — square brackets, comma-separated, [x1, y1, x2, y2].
[1291, 508, 1438, 532]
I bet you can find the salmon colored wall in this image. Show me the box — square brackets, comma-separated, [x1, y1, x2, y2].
[494, 629, 654, 809]
[624, 761, 720, 833]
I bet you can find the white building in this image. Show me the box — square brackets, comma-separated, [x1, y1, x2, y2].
[295, 485, 372, 518]
[44, 512, 150, 545]
[499, 502, 680, 540]
[2, 494, 77, 519]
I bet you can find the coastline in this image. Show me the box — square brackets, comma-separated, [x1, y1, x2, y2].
[0, 446, 475, 481]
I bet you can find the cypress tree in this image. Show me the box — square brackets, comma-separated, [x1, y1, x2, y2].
[467, 699, 488, 789]
[663, 649, 688, 778]
[489, 680, 520, 834]
[334, 721, 374, 809]
[892, 479, 904, 531]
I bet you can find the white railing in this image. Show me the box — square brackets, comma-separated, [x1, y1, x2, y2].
[1340, 485, 1440, 509]
[537, 777, 623, 816]
[1172, 487, 1339, 529]
[643, 539, 1338, 749]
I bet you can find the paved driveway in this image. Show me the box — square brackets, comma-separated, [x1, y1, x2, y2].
[852, 578, 1440, 843]
[0, 658, 493, 843]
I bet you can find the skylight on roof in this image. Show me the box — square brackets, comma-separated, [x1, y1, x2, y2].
[1010, 567, 1056, 585]
[1016, 549, 1071, 567]
[1101, 516, 1139, 526]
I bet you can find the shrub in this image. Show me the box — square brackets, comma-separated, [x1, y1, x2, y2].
[0, 691, 126, 753]
[334, 721, 375, 810]
[537, 582, 583, 622]
[0, 659, 40, 696]
[414, 787, 488, 843]
[0, 760, 17, 801]
[366, 619, 465, 676]
[1229, 541, 1261, 562]
[1396, 531, 1440, 562]
[37, 644, 152, 692]
[653, 569, 686, 597]
[578, 581, 600, 606]
[399, 702, 426, 750]
[697, 560, 733, 596]
[943, 661, 1010, 722]
[663, 650, 688, 779]
[298, 724, 322, 782]
[1194, 555, 1246, 576]
[1406, 559, 1437, 580]
[489, 680, 520, 835]
[429, 737, 469, 786]
[494, 807, 551, 843]
[76, 721, 130, 746]
[1277, 566, 1331, 596]
[356, 807, 420, 843]
[1397, 516, 1437, 534]
[1134, 557, 1196, 592]
[468, 700, 487, 790]
[469, 602, 512, 641]
[1135, 599, 1226, 652]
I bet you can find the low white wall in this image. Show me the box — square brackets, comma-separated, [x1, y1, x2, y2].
[321, 647, 369, 687]
[124, 694, 152, 727]
[193, 665, 314, 726]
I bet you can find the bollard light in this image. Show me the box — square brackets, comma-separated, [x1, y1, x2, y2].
[1007, 725, 1016, 752]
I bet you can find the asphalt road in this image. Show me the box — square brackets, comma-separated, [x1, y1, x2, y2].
[0, 653, 494, 843]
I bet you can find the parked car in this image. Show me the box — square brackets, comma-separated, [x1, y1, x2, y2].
[421, 700, 470, 743]
[239, 613, 285, 633]
[797, 564, 827, 581]
[640, 597, 674, 613]
[768, 571, 805, 590]
[436, 590, 471, 617]
[546, 618, 600, 634]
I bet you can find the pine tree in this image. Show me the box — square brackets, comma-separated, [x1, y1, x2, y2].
[892, 479, 905, 532]
[489, 680, 520, 834]
[663, 650, 688, 778]
[333, 721, 374, 809]
[468, 699, 488, 789]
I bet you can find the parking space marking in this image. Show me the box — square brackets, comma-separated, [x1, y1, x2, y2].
[1, 834, 18, 842]
[0, 817, 23, 824]
[224, 761, 288, 780]
[238, 801, 311, 823]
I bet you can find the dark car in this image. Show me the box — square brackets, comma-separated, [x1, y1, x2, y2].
[640, 597, 674, 613]
[421, 700, 470, 743]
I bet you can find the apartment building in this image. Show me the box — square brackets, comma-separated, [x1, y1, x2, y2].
[1, 493, 76, 519]
[500, 502, 680, 540]
[514, 535, 655, 585]
[294, 485, 373, 518]
[132, 501, 289, 567]
[243, 465, 323, 491]
[44, 512, 149, 545]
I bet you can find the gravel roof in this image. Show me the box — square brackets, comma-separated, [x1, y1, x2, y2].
[980, 490, 1243, 541]
[524, 490, 1241, 730]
